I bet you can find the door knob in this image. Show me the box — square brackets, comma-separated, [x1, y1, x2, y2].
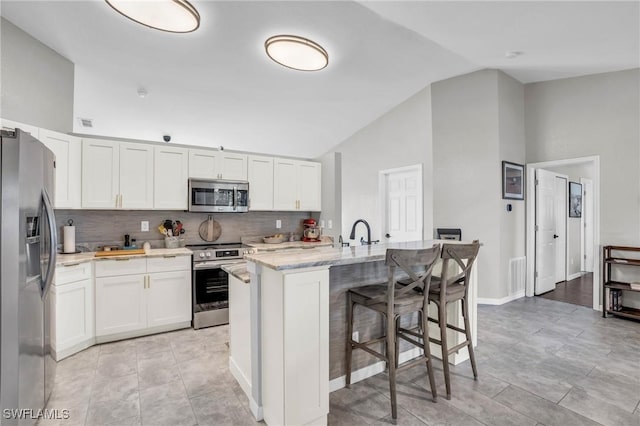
[553, 234, 559, 239]
[385, 233, 391, 238]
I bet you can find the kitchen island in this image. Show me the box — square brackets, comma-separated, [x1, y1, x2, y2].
[238, 240, 478, 426]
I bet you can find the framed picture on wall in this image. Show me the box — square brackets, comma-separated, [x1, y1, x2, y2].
[502, 161, 524, 200]
[569, 181, 582, 217]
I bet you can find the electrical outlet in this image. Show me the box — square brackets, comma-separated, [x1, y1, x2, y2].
[276, 219, 282, 229]
[352, 331, 359, 343]
[141, 221, 149, 232]
[328, 220, 332, 229]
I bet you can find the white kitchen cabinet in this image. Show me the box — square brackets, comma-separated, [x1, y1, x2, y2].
[229, 274, 252, 398]
[39, 129, 82, 209]
[154, 146, 188, 210]
[94, 256, 191, 342]
[247, 155, 274, 210]
[52, 262, 94, 361]
[189, 148, 248, 180]
[273, 159, 321, 211]
[82, 139, 154, 209]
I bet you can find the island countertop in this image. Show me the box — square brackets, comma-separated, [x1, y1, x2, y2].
[244, 239, 465, 270]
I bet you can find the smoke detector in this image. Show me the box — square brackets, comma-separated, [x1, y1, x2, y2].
[77, 118, 93, 128]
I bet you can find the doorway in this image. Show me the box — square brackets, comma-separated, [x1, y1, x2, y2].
[526, 156, 600, 310]
[378, 164, 423, 243]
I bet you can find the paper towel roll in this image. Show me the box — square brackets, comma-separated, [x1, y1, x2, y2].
[63, 225, 76, 253]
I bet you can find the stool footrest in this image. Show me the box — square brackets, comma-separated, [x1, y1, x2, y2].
[351, 340, 387, 362]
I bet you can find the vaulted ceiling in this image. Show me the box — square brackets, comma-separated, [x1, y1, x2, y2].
[2, 1, 638, 157]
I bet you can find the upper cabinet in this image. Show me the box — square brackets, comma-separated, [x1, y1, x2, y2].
[274, 159, 321, 211]
[188, 149, 247, 181]
[154, 146, 188, 210]
[38, 129, 82, 209]
[82, 139, 154, 209]
[247, 155, 274, 211]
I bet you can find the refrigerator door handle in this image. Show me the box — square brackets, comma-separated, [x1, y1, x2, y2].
[41, 188, 57, 297]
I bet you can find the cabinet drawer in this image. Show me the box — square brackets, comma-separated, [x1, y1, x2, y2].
[95, 257, 147, 277]
[55, 262, 92, 285]
[147, 255, 190, 273]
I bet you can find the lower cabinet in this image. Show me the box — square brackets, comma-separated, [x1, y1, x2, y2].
[95, 256, 191, 341]
[52, 262, 95, 361]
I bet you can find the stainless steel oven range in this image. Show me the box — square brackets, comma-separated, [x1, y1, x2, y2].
[189, 243, 245, 329]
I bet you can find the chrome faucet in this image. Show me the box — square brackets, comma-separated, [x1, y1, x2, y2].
[349, 219, 378, 245]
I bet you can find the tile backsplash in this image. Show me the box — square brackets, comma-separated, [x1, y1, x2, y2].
[55, 210, 311, 250]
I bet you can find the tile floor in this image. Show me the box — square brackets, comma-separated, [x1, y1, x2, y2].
[40, 297, 640, 426]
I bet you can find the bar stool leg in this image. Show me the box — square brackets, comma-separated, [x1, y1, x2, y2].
[387, 311, 398, 420]
[438, 302, 452, 400]
[345, 292, 354, 388]
[462, 298, 478, 380]
[422, 305, 437, 402]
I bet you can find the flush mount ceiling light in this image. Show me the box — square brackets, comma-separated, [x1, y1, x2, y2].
[265, 35, 328, 71]
[105, 0, 200, 33]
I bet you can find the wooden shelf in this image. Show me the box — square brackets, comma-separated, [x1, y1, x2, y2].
[605, 307, 640, 321]
[602, 246, 640, 320]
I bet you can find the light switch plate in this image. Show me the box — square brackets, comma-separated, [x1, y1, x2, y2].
[276, 220, 282, 229]
[141, 221, 149, 232]
[328, 220, 332, 229]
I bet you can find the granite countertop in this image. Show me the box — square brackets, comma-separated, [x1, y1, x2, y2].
[244, 240, 456, 271]
[222, 263, 250, 283]
[56, 248, 192, 266]
[243, 236, 334, 251]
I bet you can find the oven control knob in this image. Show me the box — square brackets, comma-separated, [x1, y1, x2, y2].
[205, 252, 212, 257]
[199, 253, 205, 258]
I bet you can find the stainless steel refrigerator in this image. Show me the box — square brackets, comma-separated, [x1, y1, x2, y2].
[1, 128, 57, 425]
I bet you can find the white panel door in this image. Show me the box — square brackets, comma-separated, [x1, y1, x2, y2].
[119, 142, 154, 209]
[154, 146, 188, 210]
[146, 270, 192, 328]
[535, 169, 557, 294]
[247, 155, 274, 210]
[82, 138, 120, 208]
[220, 153, 248, 180]
[39, 129, 82, 209]
[383, 167, 422, 243]
[554, 177, 567, 283]
[189, 149, 220, 179]
[273, 159, 298, 211]
[297, 161, 322, 211]
[51, 279, 94, 352]
[95, 274, 146, 336]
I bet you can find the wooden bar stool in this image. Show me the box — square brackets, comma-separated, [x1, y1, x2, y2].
[428, 241, 480, 400]
[345, 245, 441, 420]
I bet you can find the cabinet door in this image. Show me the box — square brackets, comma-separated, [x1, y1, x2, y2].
[189, 148, 220, 179]
[220, 153, 248, 180]
[95, 274, 146, 336]
[273, 159, 298, 211]
[154, 146, 188, 210]
[247, 155, 274, 210]
[297, 161, 322, 211]
[146, 270, 191, 328]
[82, 139, 120, 208]
[51, 279, 94, 353]
[120, 142, 154, 209]
[39, 129, 82, 209]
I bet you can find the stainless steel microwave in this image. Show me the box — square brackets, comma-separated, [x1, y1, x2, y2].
[188, 179, 249, 213]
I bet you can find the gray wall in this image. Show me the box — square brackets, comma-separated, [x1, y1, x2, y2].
[0, 18, 74, 133]
[326, 86, 434, 243]
[54, 210, 311, 250]
[432, 69, 526, 301]
[525, 69, 640, 247]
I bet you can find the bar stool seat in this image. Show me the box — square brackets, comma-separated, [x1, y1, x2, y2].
[345, 245, 441, 420]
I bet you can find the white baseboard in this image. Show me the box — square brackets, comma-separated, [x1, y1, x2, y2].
[249, 398, 263, 421]
[228, 356, 252, 399]
[478, 290, 525, 305]
[567, 272, 583, 281]
[53, 338, 96, 362]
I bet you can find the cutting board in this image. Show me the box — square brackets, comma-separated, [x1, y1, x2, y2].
[95, 249, 146, 257]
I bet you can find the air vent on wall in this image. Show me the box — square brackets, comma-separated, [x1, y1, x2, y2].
[77, 118, 93, 128]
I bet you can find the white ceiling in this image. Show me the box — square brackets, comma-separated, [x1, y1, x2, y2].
[1, 1, 638, 158]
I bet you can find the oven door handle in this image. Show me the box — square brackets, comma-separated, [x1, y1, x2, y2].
[194, 259, 246, 270]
